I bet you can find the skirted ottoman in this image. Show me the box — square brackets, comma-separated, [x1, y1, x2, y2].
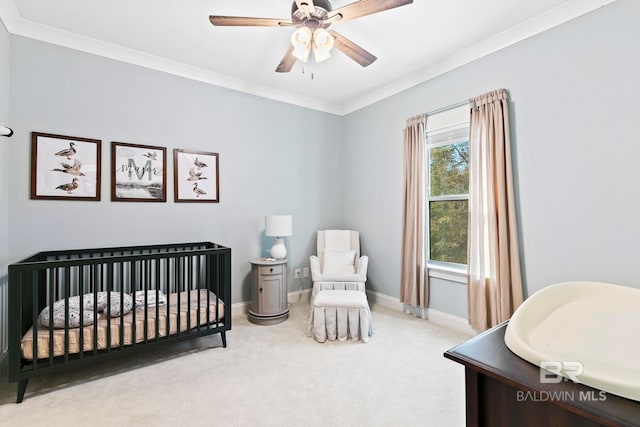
[310, 290, 373, 343]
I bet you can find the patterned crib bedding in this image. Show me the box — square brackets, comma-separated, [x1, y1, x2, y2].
[21, 289, 225, 360]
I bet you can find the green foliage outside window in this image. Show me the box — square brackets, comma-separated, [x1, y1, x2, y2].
[428, 141, 469, 264]
[429, 200, 468, 264]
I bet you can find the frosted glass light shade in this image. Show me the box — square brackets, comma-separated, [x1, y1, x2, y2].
[312, 29, 334, 63]
[291, 27, 312, 62]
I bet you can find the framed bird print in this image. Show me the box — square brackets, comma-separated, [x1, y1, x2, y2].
[30, 132, 102, 201]
[111, 141, 166, 202]
[173, 149, 219, 203]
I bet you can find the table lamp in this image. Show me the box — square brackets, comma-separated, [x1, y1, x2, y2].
[265, 215, 292, 259]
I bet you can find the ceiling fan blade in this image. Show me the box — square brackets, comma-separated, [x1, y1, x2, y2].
[209, 16, 294, 27]
[275, 46, 297, 73]
[329, 0, 413, 22]
[329, 31, 377, 67]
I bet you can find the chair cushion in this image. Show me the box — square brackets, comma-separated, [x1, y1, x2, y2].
[323, 230, 353, 251]
[310, 290, 373, 343]
[323, 248, 356, 274]
[313, 290, 369, 308]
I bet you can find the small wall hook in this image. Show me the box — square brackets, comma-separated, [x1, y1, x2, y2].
[0, 126, 13, 137]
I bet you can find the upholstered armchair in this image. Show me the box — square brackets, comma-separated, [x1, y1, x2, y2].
[308, 229, 372, 342]
[309, 230, 369, 301]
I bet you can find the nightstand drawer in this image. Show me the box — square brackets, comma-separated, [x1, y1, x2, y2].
[259, 265, 283, 275]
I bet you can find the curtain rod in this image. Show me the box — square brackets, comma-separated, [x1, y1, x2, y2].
[426, 100, 468, 117]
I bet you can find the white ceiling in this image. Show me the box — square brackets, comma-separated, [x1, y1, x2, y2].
[0, 0, 616, 114]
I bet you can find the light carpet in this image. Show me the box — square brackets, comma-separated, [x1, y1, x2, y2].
[0, 301, 472, 427]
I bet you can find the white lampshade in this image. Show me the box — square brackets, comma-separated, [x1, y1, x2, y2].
[265, 215, 293, 260]
[265, 215, 293, 237]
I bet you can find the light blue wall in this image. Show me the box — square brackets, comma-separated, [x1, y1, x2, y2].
[343, 0, 640, 316]
[2, 0, 639, 340]
[0, 20, 9, 362]
[8, 36, 345, 306]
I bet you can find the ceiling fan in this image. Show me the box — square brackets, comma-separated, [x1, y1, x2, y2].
[209, 0, 414, 73]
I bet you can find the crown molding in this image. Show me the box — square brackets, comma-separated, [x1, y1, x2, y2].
[0, 0, 343, 115]
[0, 0, 618, 117]
[341, 0, 618, 115]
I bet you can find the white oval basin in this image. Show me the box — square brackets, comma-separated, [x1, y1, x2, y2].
[505, 281, 640, 402]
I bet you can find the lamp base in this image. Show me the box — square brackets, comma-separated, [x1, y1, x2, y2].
[270, 237, 287, 260]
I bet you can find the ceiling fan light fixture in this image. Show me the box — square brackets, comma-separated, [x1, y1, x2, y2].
[312, 28, 334, 62]
[211, 0, 414, 73]
[291, 27, 312, 61]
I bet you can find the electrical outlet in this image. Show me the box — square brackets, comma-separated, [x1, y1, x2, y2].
[294, 268, 302, 278]
[302, 267, 309, 278]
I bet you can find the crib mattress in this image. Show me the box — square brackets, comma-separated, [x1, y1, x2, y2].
[21, 289, 225, 360]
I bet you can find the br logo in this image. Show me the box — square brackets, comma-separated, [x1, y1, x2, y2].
[540, 361, 584, 383]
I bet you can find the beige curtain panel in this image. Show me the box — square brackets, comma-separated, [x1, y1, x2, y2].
[400, 113, 428, 308]
[467, 89, 523, 331]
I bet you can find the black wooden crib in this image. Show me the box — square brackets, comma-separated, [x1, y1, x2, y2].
[8, 241, 231, 403]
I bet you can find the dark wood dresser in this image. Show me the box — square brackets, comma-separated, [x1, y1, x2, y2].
[444, 322, 640, 426]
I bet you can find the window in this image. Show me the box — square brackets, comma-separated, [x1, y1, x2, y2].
[426, 106, 470, 266]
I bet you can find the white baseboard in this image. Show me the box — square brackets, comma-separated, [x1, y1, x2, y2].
[426, 308, 476, 337]
[233, 288, 475, 337]
[366, 289, 404, 311]
[231, 301, 249, 318]
[288, 288, 311, 304]
[231, 289, 312, 318]
[366, 289, 476, 337]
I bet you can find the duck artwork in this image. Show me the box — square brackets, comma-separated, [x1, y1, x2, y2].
[187, 167, 208, 181]
[54, 142, 77, 160]
[56, 178, 79, 194]
[192, 182, 207, 197]
[52, 159, 85, 176]
[193, 157, 208, 169]
[143, 151, 157, 161]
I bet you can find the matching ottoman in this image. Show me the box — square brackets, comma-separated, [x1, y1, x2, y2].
[310, 290, 373, 343]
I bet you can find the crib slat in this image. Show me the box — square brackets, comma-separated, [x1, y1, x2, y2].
[206, 253, 211, 328]
[187, 254, 192, 332]
[131, 260, 137, 348]
[153, 258, 159, 341]
[31, 272, 39, 369]
[142, 259, 148, 343]
[63, 267, 70, 362]
[165, 257, 170, 341]
[79, 269, 84, 360]
[176, 256, 181, 335]
[91, 262, 98, 357]
[195, 254, 201, 330]
[119, 260, 125, 350]
[46, 269, 55, 366]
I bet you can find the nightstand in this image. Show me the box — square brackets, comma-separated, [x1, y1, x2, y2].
[248, 258, 289, 325]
